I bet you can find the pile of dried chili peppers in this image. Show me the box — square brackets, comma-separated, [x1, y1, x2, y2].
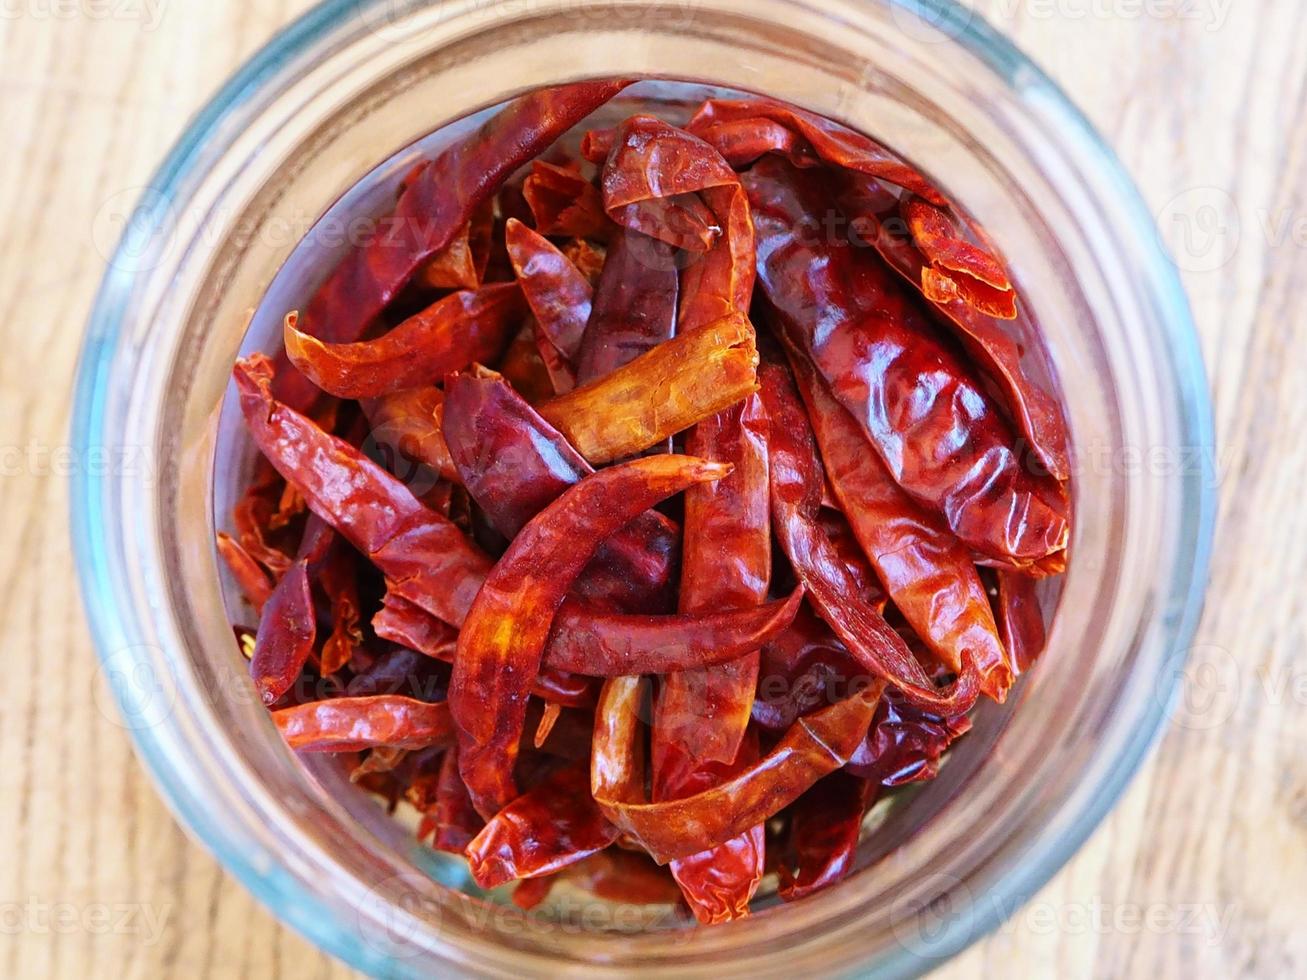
[219, 79, 1069, 924]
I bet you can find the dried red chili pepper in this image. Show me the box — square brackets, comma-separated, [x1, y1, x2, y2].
[655, 395, 770, 782]
[538, 312, 759, 464]
[784, 340, 1012, 700]
[844, 688, 973, 786]
[431, 746, 484, 854]
[561, 238, 606, 286]
[994, 570, 1047, 674]
[283, 282, 526, 399]
[758, 358, 983, 714]
[599, 114, 753, 331]
[273, 695, 454, 752]
[504, 219, 592, 393]
[216, 531, 273, 611]
[276, 79, 631, 410]
[575, 225, 678, 384]
[752, 605, 865, 733]
[777, 770, 875, 901]
[345, 646, 449, 703]
[465, 761, 619, 888]
[835, 173, 1070, 481]
[744, 157, 1069, 566]
[249, 560, 315, 705]
[591, 674, 884, 864]
[316, 534, 363, 677]
[522, 159, 611, 239]
[900, 195, 1016, 318]
[451, 454, 731, 816]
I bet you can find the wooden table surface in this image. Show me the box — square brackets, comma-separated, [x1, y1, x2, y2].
[2, 1, 1304, 977]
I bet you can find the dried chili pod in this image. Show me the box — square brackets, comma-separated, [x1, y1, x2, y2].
[249, 560, 315, 705]
[901, 195, 1016, 319]
[442, 368, 678, 610]
[465, 761, 619, 888]
[272, 695, 454, 752]
[432, 746, 484, 854]
[234, 355, 491, 627]
[545, 588, 802, 677]
[844, 688, 973, 786]
[599, 114, 753, 331]
[655, 394, 770, 782]
[561, 238, 606, 286]
[785, 340, 1012, 700]
[836, 174, 1070, 481]
[539, 312, 759, 465]
[662, 733, 766, 923]
[994, 570, 1048, 674]
[522, 159, 611, 239]
[360, 386, 459, 485]
[504, 219, 593, 393]
[451, 455, 732, 816]
[496, 321, 557, 405]
[744, 157, 1069, 565]
[216, 531, 274, 611]
[683, 95, 945, 204]
[575, 225, 679, 384]
[591, 675, 884, 864]
[283, 282, 525, 399]
[777, 771, 874, 901]
[758, 359, 983, 714]
[276, 79, 632, 410]
[345, 646, 449, 703]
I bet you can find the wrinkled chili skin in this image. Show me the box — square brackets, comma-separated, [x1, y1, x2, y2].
[844, 688, 973, 786]
[249, 560, 315, 705]
[465, 762, 619, 887]
[522, 159, 611, 240]
[275, 79, 632, 410]
[451, 455, 731, 817]
[216, 531, 273, 611]
[283, 283, 525, 399]
[575, 225, 679, 384]
[901, 196, 1016, 319]
[504, 219, 593, 393]
[778, 771, 874, 901]
[758, 358, 982, 715]
[744, 157, 1069, 566]
[432, 746, 485, 854]
[360, 386, 459, 485]
[835, 173, 1070, 482]
[785, 339, 1011, 699]
[441, 369, 679, 611]
[345, 646, 449, 703]
[752, 605, 865, 732]
[655, 394, 771, 783]
[273, 695, 455, 752]
[599, 114, 754, 332]
[994, 570, 1048, 674]
[538, 312, 760, 465]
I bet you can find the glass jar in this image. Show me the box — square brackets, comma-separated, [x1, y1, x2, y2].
[71, 0, 1216, 975]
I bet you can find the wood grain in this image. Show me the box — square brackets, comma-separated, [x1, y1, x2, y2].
[0, 1, 1302, 977]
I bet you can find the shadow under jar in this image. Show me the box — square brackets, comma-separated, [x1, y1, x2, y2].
[71, 0, 1215, 976]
